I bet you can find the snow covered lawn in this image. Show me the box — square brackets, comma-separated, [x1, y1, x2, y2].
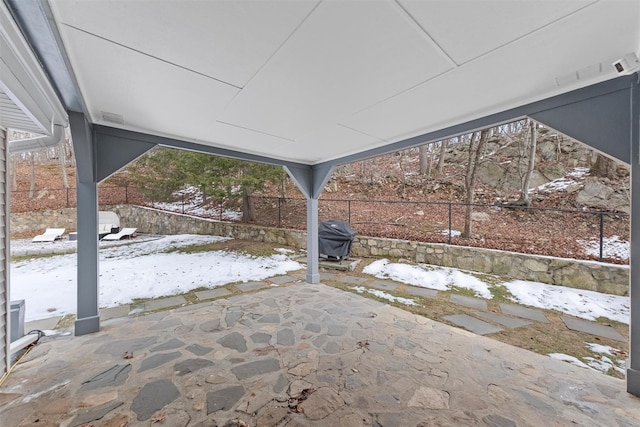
[363, 258, 629, 324]
[11, 234, 302, 321]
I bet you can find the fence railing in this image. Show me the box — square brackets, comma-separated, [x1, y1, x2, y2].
[10, 187, 630, 263]
[250, 196, 629, 263]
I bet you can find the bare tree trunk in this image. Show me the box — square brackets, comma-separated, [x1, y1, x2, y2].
[59, 143, 69, 189]
[279, 175, 287, 199]
[419, 145, 428, 175]
[29, 152, 35, 199]
[462, 129, 489, 239]
[397, 150, 408, 195]
[518, 120, 537, 207]
[242, 188, 256, 222]
[437, 139, 448, 175]
[359, 160, 367, 184]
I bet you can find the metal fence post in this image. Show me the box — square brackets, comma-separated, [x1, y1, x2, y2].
[125, 186, 128, 204]
[220, 200, 223, 221]
[348, 200, 351, 224]
[599, 212, 605, 262]
[66, 188, 70, 207]
[278, 197, 282, 227]
[181, 194, 185, 214]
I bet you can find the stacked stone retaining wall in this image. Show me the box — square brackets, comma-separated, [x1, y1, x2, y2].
[11, 205, 629, 295]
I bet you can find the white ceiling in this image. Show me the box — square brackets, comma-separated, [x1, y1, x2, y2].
[49, 0, 640, 165]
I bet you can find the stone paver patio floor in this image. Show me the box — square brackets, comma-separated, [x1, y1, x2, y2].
[1, 280, 639, 426]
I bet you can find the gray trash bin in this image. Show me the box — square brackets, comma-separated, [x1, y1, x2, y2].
[10, 300, 25, 342]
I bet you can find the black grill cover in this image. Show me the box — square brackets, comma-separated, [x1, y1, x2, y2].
[318, 220, 356, 260]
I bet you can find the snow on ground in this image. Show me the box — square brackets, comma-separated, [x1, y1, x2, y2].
[550, 343, 627, 375]
[439, 229, 461, 237]
[363, 259, 492, 298]
[578, 235, 629, 261]
[532, 167, 589, 193]
[13, 234, 631, 327]
[363, 259, 629, 324]
[351, 286, 417, 306]
[548, 353, 592, 370]
[504, 280, 629, 324]
[11, 234, 302, 322]
[152, 200, 241, 221]
[151, 186, 241, 220]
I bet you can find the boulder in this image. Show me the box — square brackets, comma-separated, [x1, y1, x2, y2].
[576, 180, 629, 213]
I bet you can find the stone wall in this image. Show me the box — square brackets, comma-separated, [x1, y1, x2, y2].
[108, 205, 307, 248]
[11, 208, 77, 235]
[350, 237, 629, 296]
[11, 205, 629, 295]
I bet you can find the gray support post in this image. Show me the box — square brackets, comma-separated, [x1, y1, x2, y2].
[306, 197, 320, 284]
[628, 78, 640, 396]
[69, 112, 100, 335]
[75, 180, 99, 335]
[285, 164, 335, 284]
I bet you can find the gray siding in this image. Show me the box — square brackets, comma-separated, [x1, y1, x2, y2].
[0, 127, 7, 376]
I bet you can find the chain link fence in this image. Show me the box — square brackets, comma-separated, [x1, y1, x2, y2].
[10, 187, 629, 263]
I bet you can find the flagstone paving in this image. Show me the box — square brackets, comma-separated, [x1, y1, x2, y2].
[561, 315, 627, 342]
[499, 303, 550, 323]
[4, 273, 637, 426]
[442, 314, 504, 335]
[449, 294, 489, 310]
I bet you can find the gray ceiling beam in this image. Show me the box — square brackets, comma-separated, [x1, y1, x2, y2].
[530, 85, 633, 164]
[285, 163, 335, 200]
[318, 74, 637, 169]
[5, 0, 87, 114]
[95, 132, 156, 182]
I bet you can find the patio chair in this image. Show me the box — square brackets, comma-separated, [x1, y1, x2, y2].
[102, 227, 137, 241]
[98, 223, 116, 238]
[32, 228, 66, 243]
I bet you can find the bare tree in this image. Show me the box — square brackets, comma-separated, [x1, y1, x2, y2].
[242, 188, 256, 222]
[437, 139, 448, 175]
[419, 145, 428, 175]
[396, 149, 410, 195]
[514, 119, 537, 207]
[59, 142, 70, 189]
[29, 152, 36, 199]
[462, 129, 489, 238]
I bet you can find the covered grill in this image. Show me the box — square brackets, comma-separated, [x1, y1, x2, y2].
[318, 220, 356, 261]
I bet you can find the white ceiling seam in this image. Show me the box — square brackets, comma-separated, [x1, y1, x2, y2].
[397, 0, 599, 66]
[238, 0, 323, 92]
[218, 0, 454, 142]
[60, 23, 243, 90]
[49, 0, 320, 89]
[342, 0, 640, 147]
[390, 0, 459, 67]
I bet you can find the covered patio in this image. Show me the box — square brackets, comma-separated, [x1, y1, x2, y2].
[2, 0, 640, 413]
[3, 274, 640, 426]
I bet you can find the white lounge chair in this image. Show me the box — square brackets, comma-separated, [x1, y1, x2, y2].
[32, 228, 66, 243]
[102, 227, 137, 241]
[98, 223, 115, 238]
